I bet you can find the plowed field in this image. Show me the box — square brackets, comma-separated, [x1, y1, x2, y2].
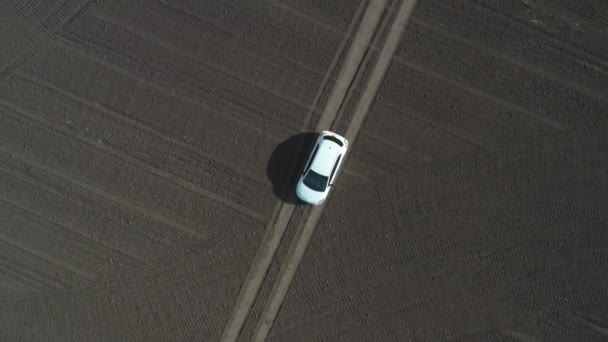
[1, 0, 607, 341]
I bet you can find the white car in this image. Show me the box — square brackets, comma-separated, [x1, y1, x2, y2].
[296, 131, 349, 205]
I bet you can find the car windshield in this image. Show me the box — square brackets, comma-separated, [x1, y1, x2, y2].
[303, 170, 328, 192]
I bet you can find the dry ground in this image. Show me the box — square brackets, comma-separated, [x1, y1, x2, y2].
[1, 0, 607, 341]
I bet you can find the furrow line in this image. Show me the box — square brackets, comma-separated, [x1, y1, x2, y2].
[0, 142, 206, 241]
[260, 0, 345, 36]
[553, 1, 608, 27]
[471, 0, 608, 65]
[0, 233, 96, 280]
[51, 37, 288, 141]
[88, 10, 312, 111]
[10, 72, 272, 185]
[378, 99, 488, 148]
[0, 253, 65, 292]
[391, 55, 568, 130]
[159, 0, 328, 77]
[0, 194, 145, 264]
[0, 97, 265, 222]
[411, 17, 608, 103]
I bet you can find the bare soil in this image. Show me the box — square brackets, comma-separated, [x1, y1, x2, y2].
[1, 0, 608, 341]
[268, 128, 608, 341]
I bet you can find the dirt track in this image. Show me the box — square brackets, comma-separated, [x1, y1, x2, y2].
[1, 0, 608, 341]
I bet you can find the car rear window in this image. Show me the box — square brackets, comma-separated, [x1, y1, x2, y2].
[323, 135, 344, 147]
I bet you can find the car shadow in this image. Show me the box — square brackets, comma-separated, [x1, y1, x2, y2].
[267, 132, 318, 204]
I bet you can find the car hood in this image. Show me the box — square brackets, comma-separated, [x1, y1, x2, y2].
[296, 180, 327, 205]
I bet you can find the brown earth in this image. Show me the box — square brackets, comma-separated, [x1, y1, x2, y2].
[1, 0, 608, 341]
[267, 128, 608, 341]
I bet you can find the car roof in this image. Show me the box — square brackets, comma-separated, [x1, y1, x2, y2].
[309, 139, 341, 176]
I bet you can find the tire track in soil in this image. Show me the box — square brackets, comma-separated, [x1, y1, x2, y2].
[250, 1, 418, 340]
[219, 1, 389, 340]
[314, 0, 388, 130]
[329, 0, 394, 131]
[238, 5, 395, 339]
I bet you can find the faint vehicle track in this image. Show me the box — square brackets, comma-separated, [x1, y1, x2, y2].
[219, 1, 391, 340]
[250, 1, 419, 340]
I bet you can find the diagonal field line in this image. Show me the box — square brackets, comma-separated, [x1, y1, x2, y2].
[219, 1, 390, 341]
[250, 1, 419, 340]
